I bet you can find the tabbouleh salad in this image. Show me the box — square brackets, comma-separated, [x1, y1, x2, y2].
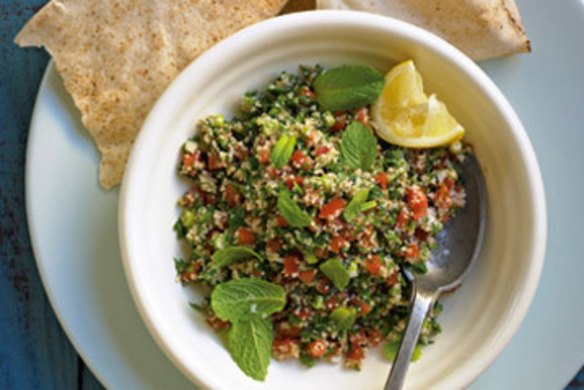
[173, 63, 470, 380]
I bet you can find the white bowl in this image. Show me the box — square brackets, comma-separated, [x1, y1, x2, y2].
[119, 11, 546, 390]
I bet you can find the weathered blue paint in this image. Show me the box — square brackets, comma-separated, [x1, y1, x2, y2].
[0, 1, 101, 389]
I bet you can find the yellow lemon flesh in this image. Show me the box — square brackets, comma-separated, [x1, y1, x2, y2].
[371, 60, 465, 148]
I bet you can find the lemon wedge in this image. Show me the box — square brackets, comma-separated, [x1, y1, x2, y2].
[371, 60, 464, 148]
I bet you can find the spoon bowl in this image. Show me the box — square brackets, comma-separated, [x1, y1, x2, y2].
[385, 154, 487, 390]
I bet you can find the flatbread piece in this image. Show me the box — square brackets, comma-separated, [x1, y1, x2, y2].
[16, 0, 288, 189]
[317, 0, 530, 61]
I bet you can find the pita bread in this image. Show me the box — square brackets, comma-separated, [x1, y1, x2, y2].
[15, 0, 287, 189]
[281, 0, 316, 13]
[317, 0, 530, 61]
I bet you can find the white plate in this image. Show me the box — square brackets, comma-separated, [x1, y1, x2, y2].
[26, 0, 584, 388]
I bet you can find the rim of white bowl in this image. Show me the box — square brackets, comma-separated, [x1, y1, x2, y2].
[119, 10, 547, 389]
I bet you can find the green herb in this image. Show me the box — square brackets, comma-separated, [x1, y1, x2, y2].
[343, 188, 371, 222]
[340, 122, 377, 171]
[180, 209, 196, 228]
[304, 251, 319, 264]
[330, 307, 356, 331]
[300, 354, 317, 368]
[319, 258, 350, 291]
[188, 301, 207, 312]
[227, 314, 273, 381]
[277, 189, 312, 228]
[211, 278, 286, 322]
[173, 220, 187, 239]
[383, 341, 422, 362]
[314, 65, 384, 111]
[212, 246, 263, 268]
[270, 134, 297, 168]
[228, 207, 246, 230]
[408, 261, 428, 275]
[174, 257, 189, 274]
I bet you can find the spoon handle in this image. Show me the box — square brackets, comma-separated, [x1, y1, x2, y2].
[384, 289, 436, 390]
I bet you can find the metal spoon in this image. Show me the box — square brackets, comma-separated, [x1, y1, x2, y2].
[384, 154, 488, 390]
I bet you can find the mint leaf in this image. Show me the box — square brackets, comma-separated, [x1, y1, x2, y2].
[330, 306, 356, 331]
[211, 278, 286, 322]
[212, 246, 263, 268]
[314, 65, 384, 111]
[340, 122, 377, 171]
[277, 189, 312, 228]
[270, 134, 297, 168]
[383, 341, 422, 362]
[343, 188, 371, 222]
[228, 313, 273, 381]
[319, 259, 350, 291]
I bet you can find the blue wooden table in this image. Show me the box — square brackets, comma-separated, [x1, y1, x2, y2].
[0, 1, 582, 389]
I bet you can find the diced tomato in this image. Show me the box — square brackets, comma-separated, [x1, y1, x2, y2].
[224, 184, 242, 207]
[182, 153, 196, 167]
[259, 148, 270, 164]
[406, 186, 428, 221]
[331, 112, 347, 132]
[319, 197, 346, 219]
[266, 238, 283, 253]
[314, 146, 330, 156]
[206, 316, 230, 331]
[276, 322, 301, 338]
[364, 255, 382, 276]
[386, 270, 399, 286]
[298, 270, 317, 284]
[354, 298, 372, 317]
[404, 242, 420, 260]
[299, 86, 316, 100]
[346, 345, 365, 361]
[285, 177, 295, 190]
[272, 338, 300, 360]
[414, 228, 429, 242]
[349, 330, 368, 346]
[285, 175, 305, 190]
[396, 209, 409, 229]
[354, 107, 369, 125]
[295, 307, 312, 320]
[306, 339, 327, 359]
[276, 215, 289, 228]
[443, 176, 456, 189]
[435, 180, 452, 210]
[236, 227, 255, 245]
[343, 232, 357, 243]
[291, 150, 310, 170]
[366, 329, 384, 347]
[329, 235, 348, 254]
[314, 247, 329, 259]
[325, 294, 341, 310]
[283, 254, 300, 277]
[315, 278, 331, 294]
[375, 172, 388, 190]
[207, 153, 222, 170]
[266, 166, 280, 178]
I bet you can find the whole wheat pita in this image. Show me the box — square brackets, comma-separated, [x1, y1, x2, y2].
[317, 0, 530, 61]
[15, 0, 287, 189]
